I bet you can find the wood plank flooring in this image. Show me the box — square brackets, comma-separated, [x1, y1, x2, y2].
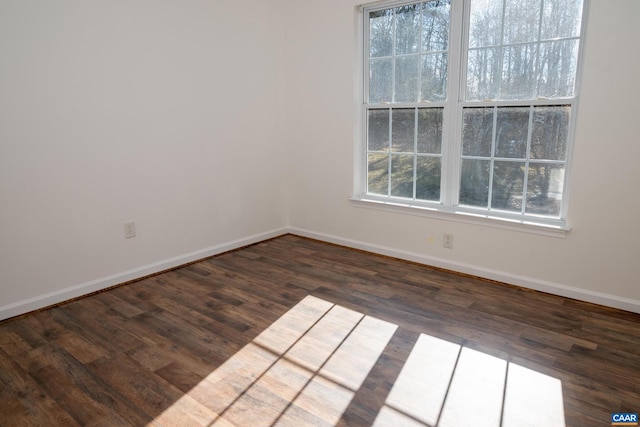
[1, 234, 639, 426]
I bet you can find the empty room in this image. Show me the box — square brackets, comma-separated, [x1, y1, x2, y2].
[1, 0, 639, 426]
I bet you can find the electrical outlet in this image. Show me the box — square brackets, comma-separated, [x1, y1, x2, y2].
[124, 221, 136, 239]
[443, 233, 453, 249]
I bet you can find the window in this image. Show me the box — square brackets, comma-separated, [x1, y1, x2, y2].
[360, 0, 586, 229]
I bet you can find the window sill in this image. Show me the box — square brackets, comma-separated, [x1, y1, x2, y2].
[349, 197, 569, 238]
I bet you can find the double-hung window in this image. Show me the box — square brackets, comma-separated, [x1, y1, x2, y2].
[360, 0, 586, 230]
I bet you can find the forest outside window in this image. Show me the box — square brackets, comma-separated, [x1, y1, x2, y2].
[360, 0, 586, 229]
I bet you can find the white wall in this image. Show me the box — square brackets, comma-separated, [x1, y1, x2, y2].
[284, 0, 640, 311]
[0, 0, 288, 318]
[2, 0, 639, 319]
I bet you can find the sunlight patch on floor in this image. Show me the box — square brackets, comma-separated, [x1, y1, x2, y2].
[502, 364, 565, 427]
[374, 333, 460, 426]
[439, 347, 507, 427]
[151, 295, 565, 427]
[373, 335, 565, 427]
[151, 295, 397, 426]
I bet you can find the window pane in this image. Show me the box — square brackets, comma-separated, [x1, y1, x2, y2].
[503, 0, 541, 45]
[492, 161, 524, 212]
[418, 108, 442, 154]
[495, 107, 529, 159]
[422, 0, 450, 52]
[466, 47, 500, 100]
[541, 0, 583, 40]
[368, 109, 390, 152]
[500, 43, 537, 100]
[462, 107, 493, 157]
[395, 56, 420, 102]
[469, 0, 503, 48]
[416, 156, 441, 201]
[467, 0, 583, 102]
[392, 109, 415, 152]
[370, 9, 394, 58]
[395, 4, 422, 55]
[460, 159, 490, 207]
[531, 106, 569, 160]
[391, 154, 414, 198]
[370, 58, 393, 103]
[368, 153, 389, 195]
[526, 163, 564, 216]
[421, 52, 447, 101]
[537, 39, 579, 98]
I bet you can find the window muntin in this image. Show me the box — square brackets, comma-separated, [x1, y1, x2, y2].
[362, 0, 585, 227]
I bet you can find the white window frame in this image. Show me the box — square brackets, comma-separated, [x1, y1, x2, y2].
[352, 0, 589, 237]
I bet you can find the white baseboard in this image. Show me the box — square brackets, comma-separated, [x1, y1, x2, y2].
[0, 227, 289, 321]
[4, 225, 639, 321]
[288, 227, 640, 314]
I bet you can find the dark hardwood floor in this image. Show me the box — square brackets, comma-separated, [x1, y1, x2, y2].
[1, 234, 639, 426]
